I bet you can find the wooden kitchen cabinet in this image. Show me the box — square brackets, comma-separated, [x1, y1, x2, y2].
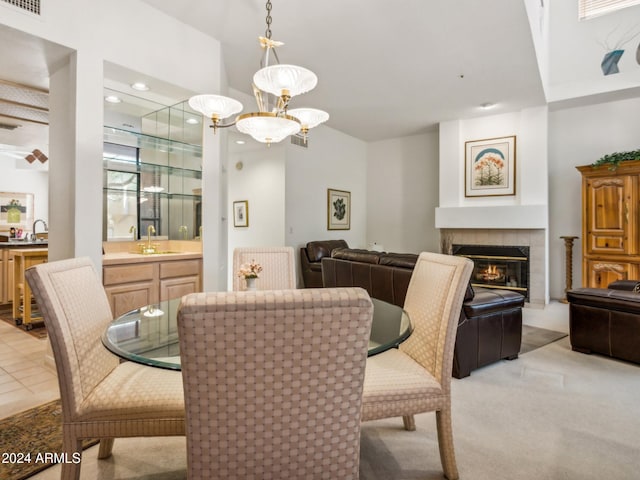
[578, 160, 640, 288]
[103, 253, 202, 318]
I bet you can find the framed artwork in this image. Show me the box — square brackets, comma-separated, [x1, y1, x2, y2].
[465, 135, 516, 197]
[233, 200, 249, 227]
[0, 192, 34, 233]
[327, 189, 351, 230]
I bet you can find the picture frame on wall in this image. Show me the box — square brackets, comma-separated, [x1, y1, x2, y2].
[327, 188, 351, 230]
[233, 200, 249, 227]
[0, 192, 34, 235]
[465, 135, 516, 197]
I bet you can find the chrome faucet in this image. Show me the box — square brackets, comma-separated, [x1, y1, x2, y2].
[32, 219, 48, 241]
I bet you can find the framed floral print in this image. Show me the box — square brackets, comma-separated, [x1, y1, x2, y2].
[465, 135, 516, 197]
[233, 200, 249, 227]
[327, 189, 351, 230]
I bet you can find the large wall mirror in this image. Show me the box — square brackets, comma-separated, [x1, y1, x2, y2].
[103, 77, 203, 242]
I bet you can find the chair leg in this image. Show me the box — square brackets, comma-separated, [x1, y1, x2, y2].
[402, 415, 416, 431]
[61, 427, 82, 480]
[98, 438, 115, 459]
[436, 407, 459, 480]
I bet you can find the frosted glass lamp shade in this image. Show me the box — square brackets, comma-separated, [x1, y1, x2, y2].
[288, 108, 329, 129]
[188, 94, 243, 120]
[253, 64, 318, 97]
[235, 112, 301, 144]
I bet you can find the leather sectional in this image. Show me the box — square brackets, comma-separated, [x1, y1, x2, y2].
[316, 245, 525, 378]
[300, 239, 349, 288]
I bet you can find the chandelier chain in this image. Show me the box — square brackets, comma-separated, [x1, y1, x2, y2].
[265, 0, 272, 39]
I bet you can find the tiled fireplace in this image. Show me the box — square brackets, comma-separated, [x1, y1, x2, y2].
[453, 244, 529, 301]
[442, 228, 546, 305]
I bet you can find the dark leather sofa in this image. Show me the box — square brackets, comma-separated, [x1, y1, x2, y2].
[299, 239, 349, 288]
[566, 280, 640, 365]
[321, 247, 525, 378]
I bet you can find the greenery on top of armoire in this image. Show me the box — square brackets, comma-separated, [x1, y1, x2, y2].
[591, 148, 640, 170]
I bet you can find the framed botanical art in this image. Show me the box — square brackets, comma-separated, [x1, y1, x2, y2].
[465, 135, 516, 197]
[233, 200, 249, 227]
[0, 192, 34, 233]
[327, 188, 351, 230]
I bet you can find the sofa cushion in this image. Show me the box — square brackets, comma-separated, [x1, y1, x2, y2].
[305, 239, 348, 263]
[607, 280, 640, 292]
[463, 289, 524, 317]
[567, 288, 640, 315]
[332, 248, 381, 264]
[379, 253, 418, 269]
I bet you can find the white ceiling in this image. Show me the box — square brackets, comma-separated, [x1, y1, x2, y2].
[0, 0, 547, 152]
[140, 0, 547, 141]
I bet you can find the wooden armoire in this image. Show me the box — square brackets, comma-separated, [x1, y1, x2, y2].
[577, 160, 640, 288]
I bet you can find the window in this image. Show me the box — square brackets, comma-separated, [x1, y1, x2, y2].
[579, 0, 640, 19]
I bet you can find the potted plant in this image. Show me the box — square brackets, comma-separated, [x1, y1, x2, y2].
[591, 148, 640, 171]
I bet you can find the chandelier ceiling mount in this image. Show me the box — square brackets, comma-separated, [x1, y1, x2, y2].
[188, 0, 329, 146]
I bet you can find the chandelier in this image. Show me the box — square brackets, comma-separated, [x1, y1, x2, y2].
[188, 0, 329, 146]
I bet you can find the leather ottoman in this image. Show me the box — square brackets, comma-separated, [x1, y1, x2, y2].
[567, 283, 640, 365]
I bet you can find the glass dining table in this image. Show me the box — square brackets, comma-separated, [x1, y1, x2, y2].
[102, 296, 412, 370]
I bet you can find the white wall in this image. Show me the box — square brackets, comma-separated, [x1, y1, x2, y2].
[2, 159, 48, 234]
[548, 95, 640, 297]
[530, 0, 640, 102]
[285, 125, 368, 249]
[227, 144, 286, 288]
[366, 133, 439, 254]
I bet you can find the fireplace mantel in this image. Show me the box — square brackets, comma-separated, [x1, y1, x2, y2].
[435, 205, 547, 229]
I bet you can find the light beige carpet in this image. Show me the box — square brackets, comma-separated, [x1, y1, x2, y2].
[28, 337, 640, 480]
[360, 337, 640, 479]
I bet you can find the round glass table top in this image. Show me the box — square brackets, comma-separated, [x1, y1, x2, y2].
[103, 297, 412, 370]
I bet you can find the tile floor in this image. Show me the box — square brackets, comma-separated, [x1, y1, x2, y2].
[0, 319, 59, 420]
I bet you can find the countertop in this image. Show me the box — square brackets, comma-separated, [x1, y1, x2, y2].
[0, 240, 48, 248]
[103, 251, 202, 265]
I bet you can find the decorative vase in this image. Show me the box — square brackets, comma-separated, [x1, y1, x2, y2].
[601, 50, 624, 76]
[245, 277, 257, 291]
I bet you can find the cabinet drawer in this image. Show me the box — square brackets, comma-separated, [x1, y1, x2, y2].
[160, 259, 201, 279]
[103, 263, 155, 286]
[585, 260, 638, 289]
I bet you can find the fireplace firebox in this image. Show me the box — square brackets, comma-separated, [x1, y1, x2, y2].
[452, 244, 529, 301]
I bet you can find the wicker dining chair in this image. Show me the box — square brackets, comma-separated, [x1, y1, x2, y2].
[232, 246, 296, 291]
[177, 287, 373, 479]
[361, 252, 473, 480]
[25, 257, 185, 480]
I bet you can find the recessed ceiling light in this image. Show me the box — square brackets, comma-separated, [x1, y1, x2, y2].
[235, 140, 246, 145]
[480, 102, 496, 110]
[186, 118, 199, 125]
[131, 82, 149, 91]
[105, 95, 122, 104]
